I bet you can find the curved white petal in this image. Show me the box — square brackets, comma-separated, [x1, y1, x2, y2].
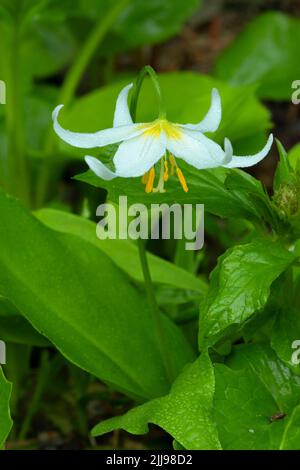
[113, 134, 166, 177]
[85, 156, 117, 180]
[223, 134, 273, 168]
[113, 83, 133, 127]
[52, 105, 141, 149]
[181, 88, 222, 133]
[166, 130, 226, 169]
[223, 137, 233, 164]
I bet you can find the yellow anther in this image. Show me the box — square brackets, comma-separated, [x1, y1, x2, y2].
[142, 171, 148, 184]
[163, 160, 169, 182]
[176, 167, 188, 192]
[169, 154, 176, 176]
[145, 167, 155, 193]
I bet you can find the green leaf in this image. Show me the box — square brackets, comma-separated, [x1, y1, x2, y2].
[0, 297, 49, 347]
[35, 208, 207, 295]
[0, 367, 12, 449]
[75, 163, 276, 227]
[273, 140, 294, 192]
[0, 190, 194, 401]
[214, 343, 300, 450]
[199, 240, 295, 348]
[224, 169, 279, 228]
[92, 351, 221, 450]
[20, 21, 76, 79]
[288, 143, 300, 173]
[271, 273, 300, 371]
[280, 405, 300, 450]
[0, 19, 76, 86]
[214, 12, 300, 100]
[79, 0, 201, 54]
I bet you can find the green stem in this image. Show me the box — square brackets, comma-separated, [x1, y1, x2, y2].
[131, 69, 173, 383]
[57, 0, 130, 107]
[18, 351, 50, 440]
[137, 239, 174, 384]
[130, 65, 166, 121]
[5, 15, 30, 207]
[35, 0, 131, 207]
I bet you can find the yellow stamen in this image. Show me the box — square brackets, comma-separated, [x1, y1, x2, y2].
[169, 154, 176, 176]
[176, 167, 188, 192]
[163, 160, 169, 182]
[145, 167, 155, 193]
[142, 171, 148, 184]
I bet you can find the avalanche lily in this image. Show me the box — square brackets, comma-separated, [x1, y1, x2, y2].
[52, 83, 273, 193]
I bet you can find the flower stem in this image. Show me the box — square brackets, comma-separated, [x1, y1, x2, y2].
[131, 68, 173, 384]
[130, 65, 166, 120]
[58, 0, 131, 107]
[137, 239, 174, 384]
[35, 0, 130, 208]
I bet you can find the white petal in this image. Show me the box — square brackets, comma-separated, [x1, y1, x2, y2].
[223, 138, 233, 164]
[223, 134, 273, 168]
[85, 156, 117, 181]
[181, 88, 221, 133]
[113, 134, 166, 177]
[167, 130, 226, 169]
[52, 105, 141, 149]
[113, 83, 133, 127]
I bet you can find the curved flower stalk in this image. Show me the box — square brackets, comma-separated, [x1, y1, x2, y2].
[52, 83, 273, 193]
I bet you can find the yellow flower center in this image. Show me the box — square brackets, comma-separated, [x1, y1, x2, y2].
[139, 119, 182, 140]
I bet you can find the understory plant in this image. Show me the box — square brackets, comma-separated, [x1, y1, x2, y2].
[0, 1, 300, 451]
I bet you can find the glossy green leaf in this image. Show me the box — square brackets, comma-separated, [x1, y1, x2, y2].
[214, 343, 300, 450]
[0, 190, 194, 401]
[273, 140, 293, 192]
[279, 405, 300, 450]
[214, 12, 300, 100]
[288, 143, 300, 172]
[0, 20, 75, 86]
[92, 351, 221, 450]
[0, 367, 12, 449]
[75, 164, 276, 227]
[271, 274, 300, 372]
[0, 297, 49, 347]
[35, 208, 207, 295]
[199, 240, 295, 348]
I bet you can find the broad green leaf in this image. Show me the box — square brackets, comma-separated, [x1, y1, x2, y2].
[214, 12, 300, 100]
[271, 306, 300, 373]
[0, 19, 75, 86]
[199, 240, 295, 348]
[75, 164, 275, 226]
[214, 343, 300, 450]
[21, 21, 76, 79]
[224, 169, 279, 228]
[273, 140, 293, 192]
[57, 72, 271, 159]
[0, 190, 194, 401]
[288, 142, 300, 172]
[271, 274, 300, 371]
[0, 297, 49, 346]
[280, 405, 300, 450]
[79, 0, 202, 54]
[35, 208, 207, 295]
[0, 367, 12, 449]
[92, 352, 221, 450]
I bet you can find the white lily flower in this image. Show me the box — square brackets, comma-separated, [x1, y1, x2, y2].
[52, 83, 273, 193]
